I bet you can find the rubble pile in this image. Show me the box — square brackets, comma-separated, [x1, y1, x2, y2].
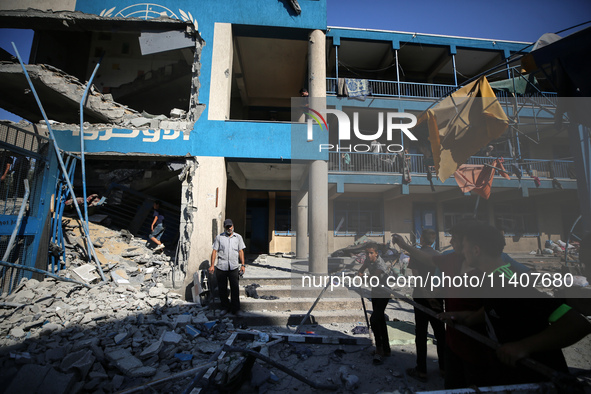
[0, 275, 244, 393]
[60, 220, 180, 289]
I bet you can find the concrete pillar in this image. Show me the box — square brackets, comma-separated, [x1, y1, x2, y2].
[296, 191, 308, 258]
[307, 29, 328, 274]
[309, 160, 328, 274]
[308, 29, 326, 98]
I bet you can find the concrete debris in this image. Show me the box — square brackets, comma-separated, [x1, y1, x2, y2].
[0, 221, 242, 392]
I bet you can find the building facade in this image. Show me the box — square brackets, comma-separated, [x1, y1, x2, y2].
[0, 0, 586, 294]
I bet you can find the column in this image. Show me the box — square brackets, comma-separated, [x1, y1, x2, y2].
[296, 191, 308, 258]
[308, 29, 328, 274]
[309, 160, 328, 274]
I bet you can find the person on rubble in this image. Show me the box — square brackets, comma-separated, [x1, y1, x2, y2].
[210, 219, 246, 317]
[149, 200, 165, 252]
[357, 242, 391, 365]
[406, 229, 445, 382]
[439, 222, 591, 386]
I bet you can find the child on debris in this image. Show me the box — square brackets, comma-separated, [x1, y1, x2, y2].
[406, 229, 445, 382]
[149, 200, 165, 251]
[357, 242, 391, 365]
[440, 222, 591, 386]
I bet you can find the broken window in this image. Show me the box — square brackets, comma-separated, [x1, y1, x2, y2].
[0, 10, 204, 124]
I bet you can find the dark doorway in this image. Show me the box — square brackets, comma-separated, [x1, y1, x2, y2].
[246, 198, 269, 254]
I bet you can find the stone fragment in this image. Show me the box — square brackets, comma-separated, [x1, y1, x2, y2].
[4, 364, 50, 394]
[174, 314, 191, 327]
[72, 264, 100, 284]
[60, 349, 95, 379]
[46, 346, 67, 363]
[40, 323, 61, 336]
[41, 367, 76, 394]
[9, 327, 25, 338]
[106, 348, 156, 378]
[162, 331, 182, 344]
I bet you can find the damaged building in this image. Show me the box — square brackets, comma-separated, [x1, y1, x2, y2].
[0, 0, 589, 294]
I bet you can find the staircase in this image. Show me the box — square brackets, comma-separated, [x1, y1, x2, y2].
[210, 255, 369, 327]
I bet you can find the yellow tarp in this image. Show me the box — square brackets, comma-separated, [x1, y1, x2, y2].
[418, 76, 509, 181]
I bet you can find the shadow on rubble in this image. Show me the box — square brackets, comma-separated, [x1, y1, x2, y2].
[0, 272, 448, 394]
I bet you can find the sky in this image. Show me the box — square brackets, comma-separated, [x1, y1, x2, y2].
[327, 0, 591, 43]
[0, 1, 590, 121]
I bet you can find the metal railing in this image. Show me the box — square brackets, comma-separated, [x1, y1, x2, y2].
[328, 152, 575, 180]
[326, 78, 558, 104]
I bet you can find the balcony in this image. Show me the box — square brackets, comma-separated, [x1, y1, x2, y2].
[326, 78, 558, 106]
[328, 152, 575, 180]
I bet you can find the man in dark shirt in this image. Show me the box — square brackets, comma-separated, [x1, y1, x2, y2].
[444, 222, 591, 385]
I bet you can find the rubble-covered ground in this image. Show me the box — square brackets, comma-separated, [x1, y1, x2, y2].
[0, 220, 590, 393]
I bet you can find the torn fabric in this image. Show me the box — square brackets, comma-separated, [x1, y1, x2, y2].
[453, 159, 510, 199]
[418, 76, 509, 181]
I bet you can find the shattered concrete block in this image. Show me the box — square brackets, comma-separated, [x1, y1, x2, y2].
[130, 117, 151, 127]
[185, 325, 201, 338]
[4, 364, 51, 394]
[175, 314, 191, 327]
[45, 346, 67, 363]
[111, 270, 130, 286]
[40, 323, 61, 336]
[59, 349, 95, 379]
[9, 327, 25, 338]
[13, 289, 35, 303]
[170, 108, 186, 118]
[114, 332, 128, 344]
[41, 367, 76, 394]
[162, 331, 182, 345]
[72, 264, 100, 284]
[192, 312, 209, 324]
[140, 339, 162, 359]
[111, 374, 125, 391]
[106, 348, 155, 377]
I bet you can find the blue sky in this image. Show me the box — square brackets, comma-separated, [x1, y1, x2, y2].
[327, 0, 591, 42]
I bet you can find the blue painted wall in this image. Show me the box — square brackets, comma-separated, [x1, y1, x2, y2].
[57, 0, 328, 159]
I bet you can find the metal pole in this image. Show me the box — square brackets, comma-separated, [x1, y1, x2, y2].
[0, 260, 90, 288]
[452, 53, 458, 87]
[395, 49, 401, 98]
[335, 44, 339, 83]
[80, 61, 101, 237]
[11, 43, 106, 282]
[2, 180, 30, 262]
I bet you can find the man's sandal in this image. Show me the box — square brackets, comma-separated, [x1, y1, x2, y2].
[406, 367, 428, 382]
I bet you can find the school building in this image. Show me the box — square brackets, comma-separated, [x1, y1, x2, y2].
[0, 0, 588, 293]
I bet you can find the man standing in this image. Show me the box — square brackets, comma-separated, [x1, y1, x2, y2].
[210, 219, 246, 316]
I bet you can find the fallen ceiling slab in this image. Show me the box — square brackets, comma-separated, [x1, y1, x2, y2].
[0, 62, 139, 124]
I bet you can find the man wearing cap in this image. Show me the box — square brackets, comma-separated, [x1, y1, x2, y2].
[209, 219, 246, 316]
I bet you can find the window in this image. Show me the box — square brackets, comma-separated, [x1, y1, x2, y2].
[334, 200, 383, 236]
[494, 202, 538, 236]
[275, 196, 294, 236]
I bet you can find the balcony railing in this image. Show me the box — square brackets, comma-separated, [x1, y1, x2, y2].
[326, 78, 558, 105]
[328, 152, 575, 180]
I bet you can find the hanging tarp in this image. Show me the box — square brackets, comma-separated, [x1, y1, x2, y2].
[418, 76, 509, 181]
[489, 74, 538, 95]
